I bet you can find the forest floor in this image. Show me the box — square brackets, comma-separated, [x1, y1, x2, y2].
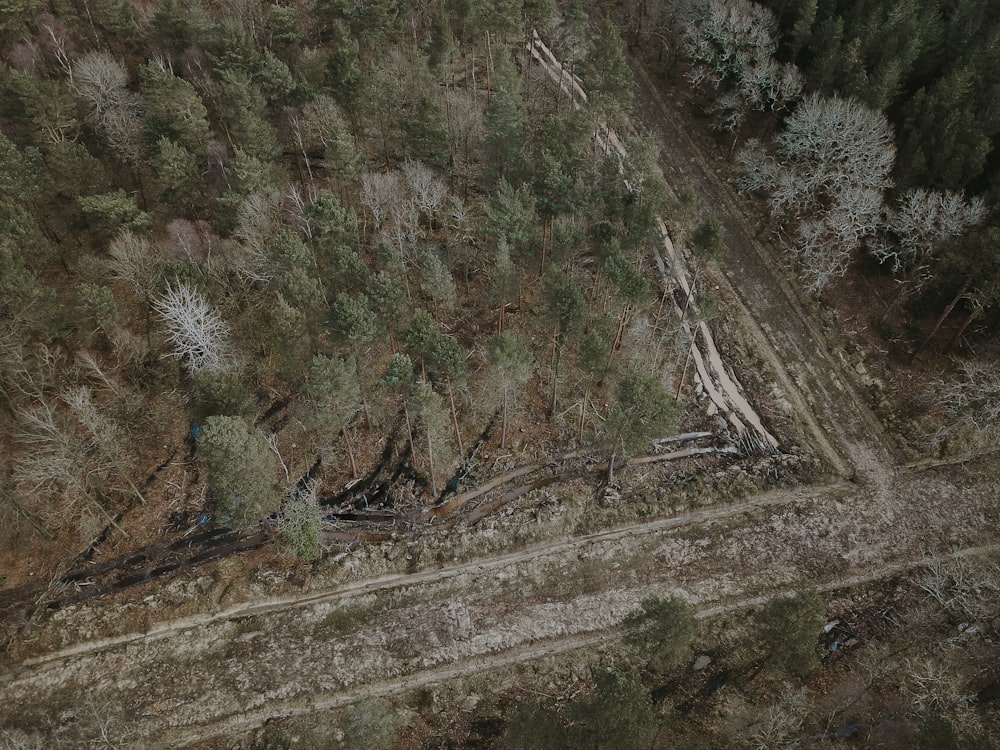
[2, 51, 998, 749]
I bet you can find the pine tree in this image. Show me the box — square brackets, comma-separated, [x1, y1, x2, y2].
[197, 416, 279, 526]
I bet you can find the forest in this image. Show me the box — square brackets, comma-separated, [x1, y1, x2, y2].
[0, 0, 999, 746]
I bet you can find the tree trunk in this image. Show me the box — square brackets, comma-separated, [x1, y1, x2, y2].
[426, 421, 437, 497]
[911, 277, 971, 362]
[403, 405, 415, 462]
[877, 280, 911, 327]
[501, 388, 509, 449]
[945, 304, 981, 354]
[676, 340, 694, 399]
[342, 425, 358, 478]
[448, 380, 464, 456]
[578, 390, 588, 445]
[549, 341, 562, 417]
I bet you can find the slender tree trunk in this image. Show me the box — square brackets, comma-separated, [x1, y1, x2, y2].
[342, 425, 358, 478]
[403, 405, 415, 460]
[578, 389, 588, 444]
[911, 277, 970, 362]
[877, 280, 912, 327]
[549, 336, 562, 417]
[448, 380, 464, 456]
[613, 306, 630, 351]
[426, 422, 437, 497]
[945, 305, 981, 354]
[676, 340, 694, 399]
[501, 388, 509, 449]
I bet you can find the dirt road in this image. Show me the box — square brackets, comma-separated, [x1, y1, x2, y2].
[1, 457, 997, 746]
[629, 60, 896, 482]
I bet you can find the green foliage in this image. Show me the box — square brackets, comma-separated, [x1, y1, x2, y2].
[191, 368, 250, 418]
[268, 294, 311, 379]
[418, 251, 457, 313]
[568, 666, 656, 750]
[139, 63, 212, 153]
[488, 331, 534, 385]
[402, 310, 467, 381]
[486, 179, 537, 260]
[606, 369, 679, 459]
[605, 251, 651, 308]
[330, 291, 379, 345]
[0, 0, 39, 42]
[622, 595, 700, 674]
[41, 141, 110, 200]
[482, 86, 526, 187]
[78, 190, 151, 238]
[691, 216, 725, 259]
[580, 20, 633, 113]
[382, 352, 415, 397]
[198, 416, 279, 526]
[307, 354, 362, 437]
[502, 700, 568, 750]
[306, 191, 359, 250]
[77, 282, 123, 334]
[402, 94, 449, 165]
[341, 697, 405, 750]
[154, 138, 202, 215]
[754, 584, 825, 676]
[896, 66, 992, 190]
[545, 270, 587, 342]
[280, 492, 322, 560]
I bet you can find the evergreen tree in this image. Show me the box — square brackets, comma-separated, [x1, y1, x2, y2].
[198, 416, 279, 526]
[486, 331, 534, 448]
[568, 666, 656, 750]
[622, 595, 700, 674]
[754, 584, 825, 676]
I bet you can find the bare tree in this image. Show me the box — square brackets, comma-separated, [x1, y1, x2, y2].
[107, 229, 162, 302]
[738, 93, 895, 292]
[232, 191, 282, 283]
[938, 355, 1000, 443]
[152, 282, 230, 373]
[71, 51, 142, 163]
[872, 189, 986, 322]
[401, 159, 448, 226]
[682, 0, 802, 121]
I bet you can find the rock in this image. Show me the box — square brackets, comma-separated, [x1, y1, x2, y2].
[693, 654, 711, 670]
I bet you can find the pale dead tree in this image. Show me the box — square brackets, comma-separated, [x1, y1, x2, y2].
[738, 93, 895, 292]
[362, 170, 422, 256]
[232, 191, 282, 282]
[917, 558, 1000, 622]
[774, 93, 895, 202]
[152, 281, 230, 373]
[903, 657, 977, 715]
[682, 0, 801, 117]
[938, 357, 1000, 443]
[874, 190, 986, 322]
[72, 51, 129, 118]
[12, 398, 103, 530]
[401, 159, 448, 225]
[39, 17, 74, 80]
[744, 688, 807, 750]
[443, 89, 483, 165]
[107, 229, 163, 302]
[72, 51, 143, 163]
[360, 170, 405, 230]
[284, 182, 318, 239]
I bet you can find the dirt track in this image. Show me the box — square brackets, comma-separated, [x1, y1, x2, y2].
[629, 59, 896, 483]
[1, 459, 997, 746]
